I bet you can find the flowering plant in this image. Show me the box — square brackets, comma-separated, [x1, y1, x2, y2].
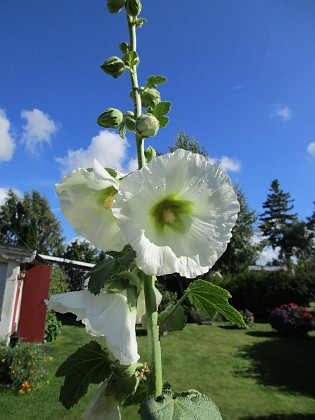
[0, 342, 52, 393]
[270, 303, 315, 336]
[47, 1, 245, 418]
[239, 309, 255, 328]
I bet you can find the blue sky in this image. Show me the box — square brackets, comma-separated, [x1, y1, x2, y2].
[1, 1, 315, 259]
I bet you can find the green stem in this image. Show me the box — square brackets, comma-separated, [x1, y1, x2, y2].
[160, 290, 191, 326]
[143, 276, 163, 398]
[127, 12, 162, 398]
[127, 15, 145, 169]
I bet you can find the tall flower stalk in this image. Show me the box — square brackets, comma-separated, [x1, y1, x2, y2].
[48, 1, 245, 418]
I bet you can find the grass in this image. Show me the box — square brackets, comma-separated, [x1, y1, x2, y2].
[1, 320, 315, 419]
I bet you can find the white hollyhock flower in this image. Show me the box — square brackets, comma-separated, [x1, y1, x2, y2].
[46, 290, 139, 365]
[56, 159, 127, 252]
[112, 149, 240, 278]
[83, 380, 121, 420]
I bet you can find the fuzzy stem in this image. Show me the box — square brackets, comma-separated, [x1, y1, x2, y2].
[127, 15, 145, 169]
[143, 276, 163, 397]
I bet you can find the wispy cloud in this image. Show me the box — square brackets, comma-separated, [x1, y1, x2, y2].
[21, 108, 58, 154]
[209, 156, 241, 172]
[270, 104, 292, 121]
[0, 187, 22, 207]
[307, 142, 315, 157]
[56, 130, 135, 175]
[0, 109, 16, 161]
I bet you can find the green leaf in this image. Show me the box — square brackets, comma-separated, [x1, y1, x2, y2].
[188, 280, 245, 328]
[151, 101, 171, 118]
[104, 167, 117, 178]
[87, 258, 115, 295]
[106, 372, 140, 404]
[56, 341, 113, 409]
[139, 388, 223, 420]
[157, 115, 170, 129]
[123, 380, 148, 406]
[145, 75, 167, 89]
[123, 51, 140, 68]
[135, 17, 147, 28]
[159, 304, 186, 333]
[117, 247, 137, 268]
[119, 121, 127, 139]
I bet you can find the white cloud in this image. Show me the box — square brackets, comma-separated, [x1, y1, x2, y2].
[270, 104, 292, 121]
[256, 246, 279, 265]
[0, 187, 22, 207]
[56, 130, 133, 175]
[209, 156, 241, 172]
[307, 142, 315, 156]
[21, 108, 58, 154]
[0, 109, 16, 161]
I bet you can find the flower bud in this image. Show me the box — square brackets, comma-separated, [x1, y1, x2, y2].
[136, 114, 159, 138]
[125, 111, 136, 132]
[97, 108, 124, 129]
[100, 56, 125, 78]
[119, 42, 129, 54]
[144, 146, 156, 163]
[107, 0, 125, 14]
[141, 88, 161, 109]
[125, 0, 142, 17]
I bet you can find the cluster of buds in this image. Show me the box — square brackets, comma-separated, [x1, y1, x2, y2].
[107, 0, 142, 17]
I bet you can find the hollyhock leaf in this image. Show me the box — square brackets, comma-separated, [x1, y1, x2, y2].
[145, 75, 167, 88]
[157, 115, 170, 128]
[88, 258, 116, 295]
[188, 280, 245, 328]
[139, 388, 222, 420]
[106, 372, 140, 404]
[56, 341, 113, 409]
[119, 121, 127, 139]
[105, 167, 118, 179]
[159, 304, 186, 333]
[123, 380, 148, 406]
[151, 101, 171, 119]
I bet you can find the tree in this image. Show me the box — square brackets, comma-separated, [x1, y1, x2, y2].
[0, 189, 64, 255]
[259, 179, 297, 264]
[169, 131, 208, 157]
[214, 185, 259, 274]
[62, 238, 103, 263]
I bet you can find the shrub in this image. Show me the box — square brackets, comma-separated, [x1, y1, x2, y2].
[49, 265, 69, 296]
[239, 309, 254, 328]
[270, 303, 315, 336]
[44, 311, 62, 342]
[224, 270, 315, 321]
[0, 342, 52, 393]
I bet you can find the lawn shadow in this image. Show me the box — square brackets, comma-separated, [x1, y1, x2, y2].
[240, 414, 315, 419]
[246, 330, 279, 339]
[237, 335, 315, 397]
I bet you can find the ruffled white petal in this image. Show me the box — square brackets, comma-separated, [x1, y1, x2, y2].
[113, 149, 240, 278]
[56, 167, 127, 252]
[46, 290, 139, 365]
[83, 381, 121, 420]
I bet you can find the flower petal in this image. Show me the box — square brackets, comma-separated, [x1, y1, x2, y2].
[83, 380, 121, 420]
[56, 168, 127, 252]
[46, 290, 139, 365]
[113, 149, 239, 278]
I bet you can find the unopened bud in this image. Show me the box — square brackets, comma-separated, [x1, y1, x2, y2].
[119, 42, 129, 54]
[101, 56, 125, 78]
[107, 0, 125, 14]
[125, 111, 136, 132]
[141, 88, 161, 109]
[136, 114, 159, 138]
[125, 0, 142, 17]
[97, 108, 124, 129]
[144, 146, 156, 163]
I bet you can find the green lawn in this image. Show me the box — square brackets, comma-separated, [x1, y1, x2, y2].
[1, 322, 315, 419]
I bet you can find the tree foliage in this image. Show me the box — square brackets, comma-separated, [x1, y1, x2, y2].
[0, 189, 64, 255]
[169, 131, 208, 157]
[214, 185, 259, 274]
[62, 238, 103, 263]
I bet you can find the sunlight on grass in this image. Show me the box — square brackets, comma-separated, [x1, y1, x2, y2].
[1, 322, 314, 419]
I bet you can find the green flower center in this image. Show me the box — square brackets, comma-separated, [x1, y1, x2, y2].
[150, 194, 194, 234]
[96, 186, 117, 210]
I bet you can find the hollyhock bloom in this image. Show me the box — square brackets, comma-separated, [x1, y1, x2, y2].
[112, 149, 240, 278]
[46, 287, 162, 365]
[56, 159, 127, 252]
[46, 289, 139, 365]
[83, 380, 120, 420]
